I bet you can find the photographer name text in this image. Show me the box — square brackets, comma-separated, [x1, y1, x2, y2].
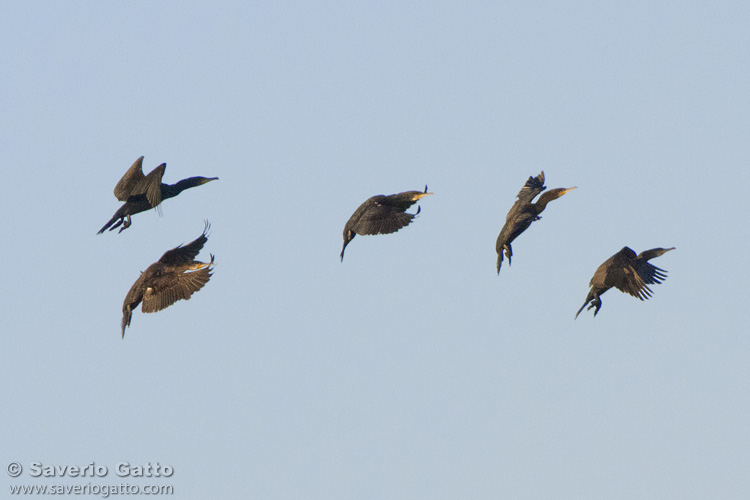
[17, 462, 173, 478]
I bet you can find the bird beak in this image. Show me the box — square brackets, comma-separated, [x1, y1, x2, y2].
[413, 191, 434, 201]
[561, 187, 577, 195]
[202, 177, 219, 184]
[188, 260, 213, 270]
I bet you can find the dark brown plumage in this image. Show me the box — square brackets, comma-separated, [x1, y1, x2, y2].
[575, 246, 675, 318]
[98, 156, 218, 234]
[496, 171, 576, 273]
[340, 186, 433, 261]
[121, 222, 215, 337]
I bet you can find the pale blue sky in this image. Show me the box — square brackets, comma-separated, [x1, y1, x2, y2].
[2, 1, 749, 498]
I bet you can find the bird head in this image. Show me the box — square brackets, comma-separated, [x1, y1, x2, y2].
[637, 247, 676, 261]
[552, 186, 577, 197]
[534, 186, 576, 211]
[411, 185, 434, 201]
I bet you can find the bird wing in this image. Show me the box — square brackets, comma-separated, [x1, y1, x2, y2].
[497, 212, 535, 248]
[589, 247, 633, 288]
[120, 270, 150, 337]
[379, 190, 424, 211]
[352, 200, 417, 235]
[633, 260, 668, 286]
[122, 272, 147, 311]
[135, 163, 166, 209]
[513, 172, 546, 206]
[614, 265, 650, 300]
[613, 261, 666, 300]
[623, 260, 668, 301]
[141, 268, 213, 313]
[600, 247, 666, 300]
[501, 172, 546, 229]
[113, 156, 146, 200]
[158, 224, 210, 266]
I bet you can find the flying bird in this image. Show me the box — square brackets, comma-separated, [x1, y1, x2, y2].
[496, 171, 576, 274]
[121, 222, 215, 338]
[98, 156, 218, 233]
[575, 246, 675, 318]
[340, 186, 433, 261]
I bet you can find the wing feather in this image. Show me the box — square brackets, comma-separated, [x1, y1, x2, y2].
[113, 156, 146, 200]
[135, 163, 166, 209]
[615, 261, 668, 300]
[141, 268, 212, 313]
[513, 171, 546, 205]
[352, 203, 416, 235]
[158, 223, 210, 266]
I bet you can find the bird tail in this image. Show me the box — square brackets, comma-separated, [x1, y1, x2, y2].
[121, 308, 132, 338]
[574, 298, 588, 319]
[496, 244, 512, 275]
[98, 212, 121, 234]
[575, 291, 595, 319]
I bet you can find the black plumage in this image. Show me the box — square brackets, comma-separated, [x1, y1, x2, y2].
[575, 246, 675, 318]
[496, 171, 576, 274]
[98, 156, 218, 234]
[121, 222, 215, 337]
[340, 186, 433, 261]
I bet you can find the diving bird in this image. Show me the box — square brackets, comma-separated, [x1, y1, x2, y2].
[575, 246, 675, 319]
[98, 156, 218, 233]
[340, 186, 433, 261]
[121, 222, 215, 338]
[496, 172, 576, 274]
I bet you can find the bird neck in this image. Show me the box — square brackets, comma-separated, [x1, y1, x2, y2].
[533, 189, 568, 213]
[163, 177, 207, 199]
[532, 195, 553, 214]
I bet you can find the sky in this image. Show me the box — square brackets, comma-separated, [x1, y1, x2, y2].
[1, 1, 749, 498]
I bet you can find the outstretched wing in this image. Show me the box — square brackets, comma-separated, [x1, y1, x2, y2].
[614, 257, 668, 301]
[617, 261, 668, 300]
[113, 158, 165, 210]
[496, 173, 545, 246]
[137, 163, 166, 209]
[351, 197, 418, 235]
[158, 222, 211, 266]
[633, 260, 669, 287]
[114, 156, 146, 200]
[141, 267, 213, 313]
[513, 171, 546, 206]
[500, 172, 546, 232]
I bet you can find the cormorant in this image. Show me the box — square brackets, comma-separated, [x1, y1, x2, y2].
[341, 186, 433, 261]
[575, 246, 675, 318]
[98, 156, 218, 233]
[496, 171, 576, 273]
[121, 222, 215, 337]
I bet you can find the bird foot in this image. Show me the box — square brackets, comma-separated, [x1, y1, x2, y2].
[587, 298, 602, 317]
[118, 218, 132, 233]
